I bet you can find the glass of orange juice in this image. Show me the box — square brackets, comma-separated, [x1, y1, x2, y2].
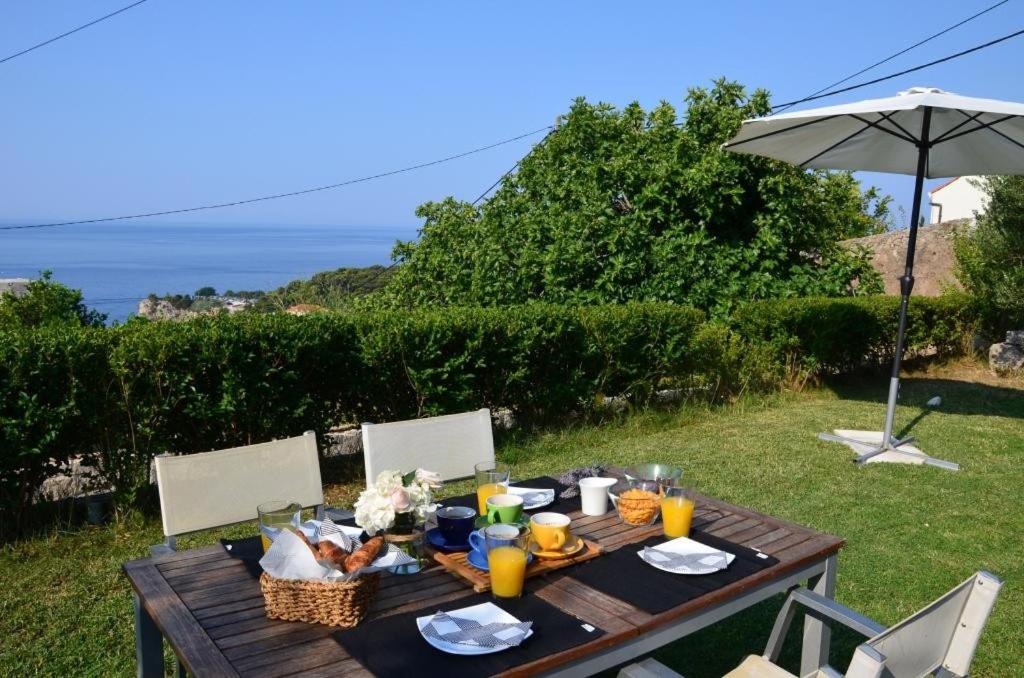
[474, 461, 510, 515]
[257, 500, 301, 552]
[661, 483, 696, 539]
[485, 523, 530, 599]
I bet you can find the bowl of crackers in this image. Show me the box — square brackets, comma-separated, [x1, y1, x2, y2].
[608, 479, 662, 526]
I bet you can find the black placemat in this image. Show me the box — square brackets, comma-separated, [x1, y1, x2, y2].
[219, 536, 264, 578]
[440, 476, 580, 515]
[564, 530, 779, 614]
[334, 591, 605, 677]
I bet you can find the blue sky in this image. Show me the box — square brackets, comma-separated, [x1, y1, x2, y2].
[2, 0, 1023, 231]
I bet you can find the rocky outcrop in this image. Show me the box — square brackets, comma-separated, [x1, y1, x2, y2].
[990, 331, 1024, 374]
[286, 304, 328, 316]
[842, 220, 970, 296]
[137, 298, 199, 321]
[137, 297, 253, 321]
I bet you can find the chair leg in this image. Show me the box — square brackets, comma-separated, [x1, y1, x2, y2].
[801, 555, 837, 675]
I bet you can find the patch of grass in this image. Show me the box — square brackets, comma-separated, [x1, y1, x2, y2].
[1, 367, 1021, 676]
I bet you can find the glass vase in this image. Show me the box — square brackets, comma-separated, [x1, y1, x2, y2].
[384, 510, 423, 575]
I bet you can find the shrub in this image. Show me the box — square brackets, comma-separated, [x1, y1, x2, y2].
[0, 326, 111, 521]
[954, 176, 1024, 335]
[731, 293, 975, 378]
[0, 272, 106, 329]
[0, 297, 974, 527]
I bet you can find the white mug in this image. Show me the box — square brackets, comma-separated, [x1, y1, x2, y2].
[578, 477, 617, 516]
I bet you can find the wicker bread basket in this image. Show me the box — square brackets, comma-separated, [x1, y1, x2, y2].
[260, 571, 380, 628]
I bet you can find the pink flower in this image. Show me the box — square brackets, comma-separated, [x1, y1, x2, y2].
[390, 487, 411, 511]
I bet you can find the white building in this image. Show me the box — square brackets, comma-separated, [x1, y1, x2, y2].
[928, 176, 987, 224]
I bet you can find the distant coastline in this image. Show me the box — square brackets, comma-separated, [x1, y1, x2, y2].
[0, 221, 418, 322]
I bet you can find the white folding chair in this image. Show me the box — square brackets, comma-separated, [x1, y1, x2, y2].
[361, 408, 494, 484]
[725, 570, 1003, 678]
[152, 431, 324, 555]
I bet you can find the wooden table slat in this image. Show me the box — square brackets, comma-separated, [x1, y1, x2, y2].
[193, 595, 266, 621]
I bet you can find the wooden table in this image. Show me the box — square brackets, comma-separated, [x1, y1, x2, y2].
[124, 485, 844, 677]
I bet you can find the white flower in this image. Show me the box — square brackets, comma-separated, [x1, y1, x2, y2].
[354, 489, 396, 534]
[353, 468, 440, 533]
[374, 470, 403, 496]
[415, 468, 443, 489]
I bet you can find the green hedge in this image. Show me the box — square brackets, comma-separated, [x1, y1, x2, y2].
[731, 293, 975, 375]
[0, 304, 706, 517]
[0, 296, 973, 522]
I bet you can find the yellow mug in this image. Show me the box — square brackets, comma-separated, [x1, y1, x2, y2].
[529, 512, 571, 551]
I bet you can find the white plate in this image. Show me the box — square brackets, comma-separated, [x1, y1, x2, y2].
[416, 602, 533, 655]
[638, 536, 736, 575]
[507, 486, 555, 510]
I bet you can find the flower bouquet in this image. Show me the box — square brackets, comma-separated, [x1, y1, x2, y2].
[354, 468, 442, 573]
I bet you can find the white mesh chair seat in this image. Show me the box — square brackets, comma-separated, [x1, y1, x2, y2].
[154, 431, 324, 543]
[361, 409, 494, 484]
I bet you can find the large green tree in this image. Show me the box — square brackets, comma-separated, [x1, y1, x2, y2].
[955, 176, 1024, 333]
[384, 80, 888, 315]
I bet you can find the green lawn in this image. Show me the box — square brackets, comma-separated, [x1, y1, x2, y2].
[2, 366, 1022, 676]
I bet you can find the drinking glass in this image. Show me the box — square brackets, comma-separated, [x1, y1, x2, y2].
[474, 461, 510, 515]
[661, 482, 696, 539]
[485, 523, 530, 599]
[257, 500, 301, 552]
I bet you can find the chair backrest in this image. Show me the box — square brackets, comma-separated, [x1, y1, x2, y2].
[361, 408, 494, 484]
[155, 431, 324, 538]
[846, 571, 1003, 678]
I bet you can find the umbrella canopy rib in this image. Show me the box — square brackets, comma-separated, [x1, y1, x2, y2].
[721, 115, 840, 149]
[933, 112, 1021, 146]
[931, 110, 989, 144]
[798, 123, 874, 168]
[848, 112, 921, 145]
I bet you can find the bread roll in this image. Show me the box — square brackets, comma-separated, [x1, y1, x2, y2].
[343, 536, 384, 573]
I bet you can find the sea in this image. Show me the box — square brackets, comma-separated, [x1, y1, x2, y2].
[0, 222, 420, 323]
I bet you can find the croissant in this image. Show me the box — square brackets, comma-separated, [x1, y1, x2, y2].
[344, 535, 384, 573]
[317, 539, 350, 569]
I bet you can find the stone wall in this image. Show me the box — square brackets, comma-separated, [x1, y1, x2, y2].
[842, 219, 970, 296]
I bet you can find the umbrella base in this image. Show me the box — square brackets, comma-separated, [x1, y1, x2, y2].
[818, 430, 960, 471]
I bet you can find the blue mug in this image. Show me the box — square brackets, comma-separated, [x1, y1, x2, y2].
[436, 505, 476, 545]
[468, 523, 519, 556]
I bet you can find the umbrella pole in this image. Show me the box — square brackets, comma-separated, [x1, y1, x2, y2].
[854, 109, 932, 464]
[815, 107, 958, 470]
[850, 109, 958, 470]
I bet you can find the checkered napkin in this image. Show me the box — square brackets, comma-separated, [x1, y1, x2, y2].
[421, 611, 533, 649]
[640, 547, 729, 573]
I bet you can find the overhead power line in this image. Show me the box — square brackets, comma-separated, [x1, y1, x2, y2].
[0, 125, 552, 231]
[773, 0, 1010, 113]
[0, 0, 152, 66]
[772, 25, 1024, 111]
[346, 131, 556, 296]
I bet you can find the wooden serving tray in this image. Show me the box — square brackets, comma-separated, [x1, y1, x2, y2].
[431, 539, 603, 593]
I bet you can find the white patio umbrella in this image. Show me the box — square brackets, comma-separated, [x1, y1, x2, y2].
[724, 87, 1024, 470]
